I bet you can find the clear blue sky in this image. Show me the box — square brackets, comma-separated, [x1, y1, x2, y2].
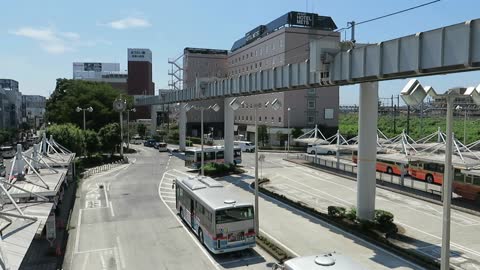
[1, 0, 480, 105]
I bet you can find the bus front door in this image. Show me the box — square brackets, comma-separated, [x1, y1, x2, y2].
[190, 199, 195, 228]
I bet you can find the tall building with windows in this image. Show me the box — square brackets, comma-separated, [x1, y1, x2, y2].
[72, 62, 128, 93]
[127, 48, 155, 119]
[182, 12, 340, 143]
[22, 95, 46, 129]
[0, 79, 22, 129]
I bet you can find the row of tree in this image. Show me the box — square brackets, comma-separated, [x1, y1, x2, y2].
[46, 79, 132, 131]
[47, 123, 121, 156]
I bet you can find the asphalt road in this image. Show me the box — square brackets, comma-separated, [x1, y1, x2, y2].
[63, 146, 275, 270]
[242, 152, 480, 270]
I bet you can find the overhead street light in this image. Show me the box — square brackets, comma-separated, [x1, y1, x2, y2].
[184, 103, 221, 176]
[75, 106, 93, 131]
[401, 79, 480, 270]
[229, 97, 282, 237]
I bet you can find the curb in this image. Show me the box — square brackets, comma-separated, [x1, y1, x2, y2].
[256, 235, 295, 263]
[285, 158, 480, 218]
[258, 184, 443, 270]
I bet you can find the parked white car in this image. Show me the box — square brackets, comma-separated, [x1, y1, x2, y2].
[234, 141, 256, 152]
[307, 144, 335, 155]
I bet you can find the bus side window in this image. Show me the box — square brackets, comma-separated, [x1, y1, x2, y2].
[473, 175, 480, 186]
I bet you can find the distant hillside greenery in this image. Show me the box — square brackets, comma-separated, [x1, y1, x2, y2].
[340, 113, 480, 144]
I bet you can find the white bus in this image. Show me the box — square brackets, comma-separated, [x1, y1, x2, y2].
[185, 146, 242, 169]
[234, 141, 255, 152]
[174, 176, 256, 254]
[272, 253, 366, 270]
[0, 146, 15, 159]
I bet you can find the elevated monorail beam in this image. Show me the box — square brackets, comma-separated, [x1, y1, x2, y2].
[134, 19, 480, 106]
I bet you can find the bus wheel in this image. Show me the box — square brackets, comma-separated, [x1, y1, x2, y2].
[310, 151, 315, 155]
[198, 229, 204, 246]
[327, 151, 333, 155]
[426, 174, 434, 184]
[387, 167, 393, 175]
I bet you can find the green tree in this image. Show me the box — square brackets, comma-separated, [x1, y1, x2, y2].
[291, 127, 304, 139]
[257, 125, 269, 146]
[46, 79, 132, 131]
[98, 123, 121, 155]
[137, 123, 147, 138]
[46, 124, 85, 155]
[83, 130, 100, 157]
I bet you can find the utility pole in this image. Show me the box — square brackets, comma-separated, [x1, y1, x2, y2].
[406, 105, 410, 135]
[348, 21, 356, 43]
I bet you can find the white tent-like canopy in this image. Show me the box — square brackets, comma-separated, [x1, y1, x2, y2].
[294, 125, 331, 145]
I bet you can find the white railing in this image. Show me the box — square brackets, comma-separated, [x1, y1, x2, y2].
[81, 159, 127, 178]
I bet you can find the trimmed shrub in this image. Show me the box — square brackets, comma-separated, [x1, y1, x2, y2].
[345, 207, 357, 221]
[327, 206, 346, 218]
[374, 210, 394, 224]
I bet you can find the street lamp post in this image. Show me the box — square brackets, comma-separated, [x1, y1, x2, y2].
[75, 106, 93, 131]
[126, 108, 136, 149]
[287, 108, 291, 158]
[184, 103, 220, 175]
[401, 80, 480, 270]
[229, 98, 281, 237]
[455, 105, 467, 144]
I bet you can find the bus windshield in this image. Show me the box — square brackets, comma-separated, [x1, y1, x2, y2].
[216, 206, 254, 224]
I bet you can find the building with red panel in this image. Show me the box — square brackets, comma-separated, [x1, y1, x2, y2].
[127, 48, 155, 119]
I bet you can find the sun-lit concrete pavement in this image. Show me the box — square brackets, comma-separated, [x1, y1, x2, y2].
[63, 146, 275, 270]
[241, 151, 480, 270]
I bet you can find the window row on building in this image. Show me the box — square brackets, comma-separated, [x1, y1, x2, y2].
[235, 115, 282, 123]
[229, 38, 284, 66]
[228, 56, 285, 76]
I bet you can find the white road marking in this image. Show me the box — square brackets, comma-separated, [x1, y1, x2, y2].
[74, 209, 83, 253]
[397, 222, 480, 258]
[113, 247, 121, 270]
[278, 180, 352, 207]
[110, 201, 115, 217]
[81, 252, 90, 270]
[161, 195, 175, 199]
[75, 248, 114, 254]
[248, 184, 423, 269]
[103, 183, 110, 206]
[164, 200, 176, 204]
[116, 236, 126, 269]
[100, 253, 106, 269]
[158, 171, 222, 270]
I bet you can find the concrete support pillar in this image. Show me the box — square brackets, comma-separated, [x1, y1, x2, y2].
[150, 105, 157, 137]
[32, 144, 40, 170]
[41, 132, 47, 155]
[356, 82, 378, 221]
[224, 98, 235, 164]
[179, 103, 187, 151]
[14, 144, 24, 176]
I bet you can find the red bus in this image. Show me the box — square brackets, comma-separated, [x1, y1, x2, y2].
[408, 161, 480, 202]
[352, 151, 407, 176]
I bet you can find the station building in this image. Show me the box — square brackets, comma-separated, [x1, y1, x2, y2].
[182, 11, 340, 144]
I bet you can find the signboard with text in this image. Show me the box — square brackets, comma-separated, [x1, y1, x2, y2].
[128, 48, 152, 63]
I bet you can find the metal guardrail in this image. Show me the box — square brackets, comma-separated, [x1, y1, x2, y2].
[81, 159, 128, 179]
[297, 153, 443, 195]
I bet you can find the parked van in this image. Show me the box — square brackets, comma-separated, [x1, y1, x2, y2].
[307, 144, 334, 155]
[234, 141, 256, 152]
[272, 253, 366, 270]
